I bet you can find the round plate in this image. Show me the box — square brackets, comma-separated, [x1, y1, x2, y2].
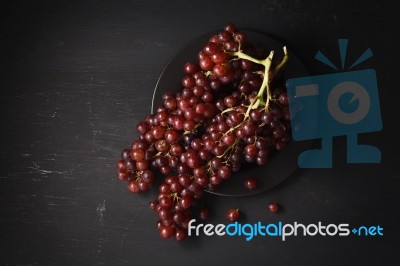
[152, 30, 310, 196]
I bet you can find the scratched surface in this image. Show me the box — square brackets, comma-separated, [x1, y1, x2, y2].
[0, 0, 399, 265]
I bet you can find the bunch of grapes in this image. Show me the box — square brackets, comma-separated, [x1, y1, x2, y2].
[116, 23, 290, 241]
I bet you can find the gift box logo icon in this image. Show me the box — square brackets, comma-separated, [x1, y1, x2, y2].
[286, 39, 382, 168]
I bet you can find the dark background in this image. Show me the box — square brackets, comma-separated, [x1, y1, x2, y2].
[1, 0, 399, 265]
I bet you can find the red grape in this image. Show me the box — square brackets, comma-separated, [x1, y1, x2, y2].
[226, 209, 240, 222]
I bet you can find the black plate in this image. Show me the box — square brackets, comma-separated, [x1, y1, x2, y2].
[152, 30, 310, 196]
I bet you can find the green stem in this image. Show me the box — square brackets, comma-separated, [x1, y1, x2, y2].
[232, 50, 273, 118]
[255, 51, 273, 108]
[232, 52, 265, 65]
[232, 47, 288, 117]
[274, 46, 288, 76]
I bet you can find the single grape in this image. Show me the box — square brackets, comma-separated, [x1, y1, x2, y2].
[127, 181, 140, 193]
[226, 209, 240, 222]
[138, 181, 150, 191]
[267, 202, 280, 213]
[159, 196, 173, 208]
[203, 42, 219, 55]
[180, 195, 193, 209]
[175, 228, 186, 241]
[184, 62, 200, 75]
[159, 225, 175, 239]
[244, 177, 257, 190]
[199, 207, 210, 220]
[130, 148, 144, 161]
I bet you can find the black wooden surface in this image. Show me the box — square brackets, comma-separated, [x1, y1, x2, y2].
[1, 0, 399, 265]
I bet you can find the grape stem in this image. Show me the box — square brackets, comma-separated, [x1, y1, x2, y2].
[274, 46, 288, 75]
[232, 47, 288, 118]
[217, 138, 239, 158]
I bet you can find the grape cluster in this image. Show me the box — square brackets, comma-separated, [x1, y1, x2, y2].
[116, 23, 291, 241]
